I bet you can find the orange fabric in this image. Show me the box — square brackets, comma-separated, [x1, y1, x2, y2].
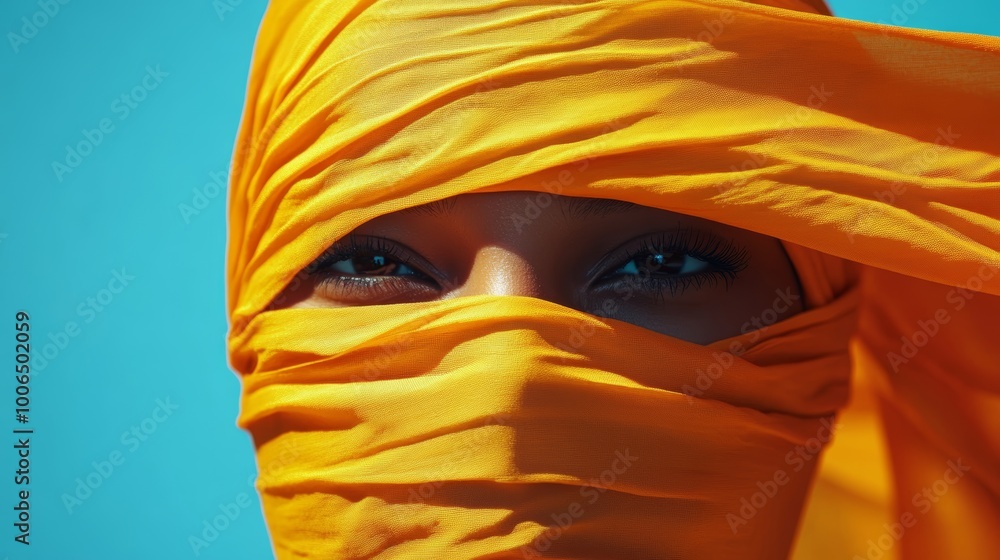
[225, 0, 1000, 558]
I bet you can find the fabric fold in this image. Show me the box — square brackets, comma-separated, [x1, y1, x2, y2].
[238, 291, 859, 558]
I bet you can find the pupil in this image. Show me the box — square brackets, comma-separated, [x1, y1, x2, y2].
[358, 254, 395, 275]
[644, 252, 682, 274]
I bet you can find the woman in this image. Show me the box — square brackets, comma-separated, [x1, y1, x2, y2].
[225, 0, 1000, 558]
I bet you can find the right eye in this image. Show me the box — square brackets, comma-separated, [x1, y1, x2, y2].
[306, 234, 440, 304]
[326, 253, 422, 277]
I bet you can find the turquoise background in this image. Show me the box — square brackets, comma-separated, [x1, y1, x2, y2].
[0, 1, 996, 558]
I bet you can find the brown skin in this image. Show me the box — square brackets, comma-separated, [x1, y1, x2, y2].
[271, 192, 803, 344]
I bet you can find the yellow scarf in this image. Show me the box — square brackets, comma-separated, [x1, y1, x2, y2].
[226, 1, 1000, 557]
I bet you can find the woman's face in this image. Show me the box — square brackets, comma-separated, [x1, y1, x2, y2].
[273, 192, 804, 344]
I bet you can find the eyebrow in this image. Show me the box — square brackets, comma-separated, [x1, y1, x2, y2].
[400, 195, 638, 219]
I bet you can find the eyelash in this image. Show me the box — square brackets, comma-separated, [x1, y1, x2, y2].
[307, 234, 439, 302]
[306, 228, 750, 302]
[592, 227, 750, 303]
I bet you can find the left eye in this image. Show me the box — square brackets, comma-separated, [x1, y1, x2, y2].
[328, 254, 420, 277]
[611, 251, 710, 276]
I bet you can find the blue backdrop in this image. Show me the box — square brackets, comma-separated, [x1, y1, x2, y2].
[1, 1, 996, 558]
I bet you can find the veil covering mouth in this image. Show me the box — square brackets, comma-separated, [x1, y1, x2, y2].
[225, 0, 1000, 558]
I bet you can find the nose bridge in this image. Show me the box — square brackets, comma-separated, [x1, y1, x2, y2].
[463, 245, 545, 298]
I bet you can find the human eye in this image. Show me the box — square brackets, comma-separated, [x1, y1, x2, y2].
[590, 227, 750, 301]
[305, 233, 440, 304]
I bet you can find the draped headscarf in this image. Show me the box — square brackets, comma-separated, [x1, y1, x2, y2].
[225, 0, 1000, 558]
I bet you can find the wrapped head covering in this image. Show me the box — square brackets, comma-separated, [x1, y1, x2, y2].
[225, 0, 1000, 558]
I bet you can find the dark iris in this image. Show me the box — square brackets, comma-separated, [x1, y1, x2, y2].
[614, 251, 707, 277]
[329, 254, 418, 276]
